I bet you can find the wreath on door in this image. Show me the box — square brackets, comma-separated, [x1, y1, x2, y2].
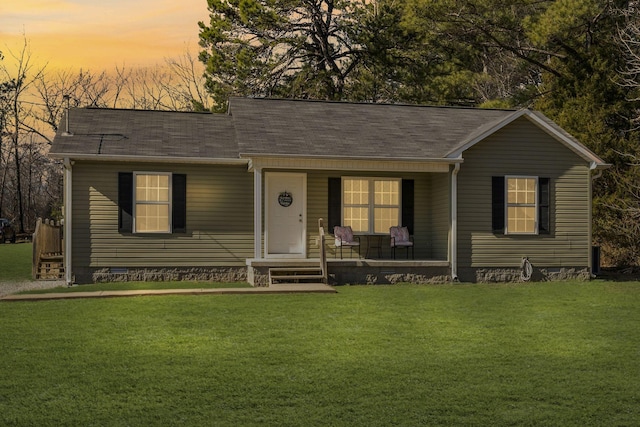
[278, 191, 293, 207]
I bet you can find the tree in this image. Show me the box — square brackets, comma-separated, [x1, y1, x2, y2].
[346, 1, 481, 105]
[0, 49, 9, 221]
[198, 0, 498, 109]
[618, 1, 640, 125]
[199, 0, 367, 110]
[0, 38, 47, 233]
[34, 49, 214, 136]
[525, 1, 640, 266]
[405, 0, 590, 107]
[593, 3, 640, 266]
[165, 50, 213, 111]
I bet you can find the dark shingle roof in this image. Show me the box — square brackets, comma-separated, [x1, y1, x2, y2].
[230, 98, 514, 159]
[49, 108, 238, 159]
[49, 98, 606, 167]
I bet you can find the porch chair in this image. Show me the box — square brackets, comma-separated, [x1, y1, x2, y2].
[334, 225, 360, 259]
[390, 226, 414, 259]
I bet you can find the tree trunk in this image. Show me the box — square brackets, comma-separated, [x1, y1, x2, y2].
[12, 103, 25, 234]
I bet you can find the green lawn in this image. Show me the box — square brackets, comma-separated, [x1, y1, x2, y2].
[1, 281, 639, 426]
[0, 242, 32, 282]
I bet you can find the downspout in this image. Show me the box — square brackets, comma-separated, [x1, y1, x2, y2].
[451, 163, 461, 281]
[254, 167, 263, 259]
[63, 158, 73, 285]
[591, 167, 603, 182]
[589, 162, 604, 277]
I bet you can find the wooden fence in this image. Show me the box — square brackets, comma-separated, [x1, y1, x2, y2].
[32, 218, 63, 279]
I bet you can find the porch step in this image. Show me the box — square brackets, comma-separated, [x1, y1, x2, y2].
[41, 252, 63, 261]
[269, 267, 325, 285]
[35, 252, 64, 280]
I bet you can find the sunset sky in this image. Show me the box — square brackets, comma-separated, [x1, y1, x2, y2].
[1, 0, 210, 71]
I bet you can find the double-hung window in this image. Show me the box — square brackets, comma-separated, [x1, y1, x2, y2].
[492, 175, 550, 235]
[118, 172, 187, 234]
[134, 172, 171, 233]
[343, 178, 400, 234]
[506, 176, 538, 234]
[506, 176, 537, 234]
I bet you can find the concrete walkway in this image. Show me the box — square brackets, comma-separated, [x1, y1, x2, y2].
[0, 283, 337, 301]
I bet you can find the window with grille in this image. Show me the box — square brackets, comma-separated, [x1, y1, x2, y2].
[342, 178, 400, 234]
[134, 173, 171, 233]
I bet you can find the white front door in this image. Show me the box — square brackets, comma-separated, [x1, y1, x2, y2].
[266, 173, 306, 258]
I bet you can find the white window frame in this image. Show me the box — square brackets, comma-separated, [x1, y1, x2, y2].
[505, 175, 538, 235]
[133, 172, 172, 234]
[342, 177, 402, 235]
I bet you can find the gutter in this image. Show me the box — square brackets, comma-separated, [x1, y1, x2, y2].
[63, 158, 73, 286]
[451, 162, 461, 281]
[48, 153, 249, 165]
[240, 152, 464, 164]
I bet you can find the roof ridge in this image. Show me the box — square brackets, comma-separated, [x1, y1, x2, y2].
[229, 96, 519, 112]
[82, 106, 213, 115]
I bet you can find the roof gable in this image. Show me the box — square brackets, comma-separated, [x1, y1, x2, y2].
[445, 109, 607, 168]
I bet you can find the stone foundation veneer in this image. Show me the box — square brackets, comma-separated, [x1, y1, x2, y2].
[250, 264, 590, 285]
[330, 265, 451, 285]
[81, 267, 248, 285]
[247, 266, 270, 287]
[72, 265, 590, 285]
[458, 266, 591, 283]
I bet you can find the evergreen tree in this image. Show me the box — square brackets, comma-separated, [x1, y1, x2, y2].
[527, 1, 640, 266]
[198, 0, 366, 111]
[198, 0, 483, 109]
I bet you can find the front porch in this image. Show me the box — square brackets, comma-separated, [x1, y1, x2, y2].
[249, 163, 458, 285]
[247, 258, 451, 286]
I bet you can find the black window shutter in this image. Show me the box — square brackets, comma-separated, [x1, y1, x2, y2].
[402, 179, 414, 235]
[492, 176, 505, 234]
[172, 174, 187, 233]
[538, 177, 550, 234]
[118, 172, 133, 233]
[328, 178, 341, 232]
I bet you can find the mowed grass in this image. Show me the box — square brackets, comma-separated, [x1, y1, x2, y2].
[0, 242, 32, 282]
[1, 281, 639, 426]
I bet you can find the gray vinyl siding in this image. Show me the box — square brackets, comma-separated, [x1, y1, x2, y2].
[457, 117, 590, 268]
[72, 161, 254, 269]
[304, 170, 448, 259]
[429, 172, 450, 260]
